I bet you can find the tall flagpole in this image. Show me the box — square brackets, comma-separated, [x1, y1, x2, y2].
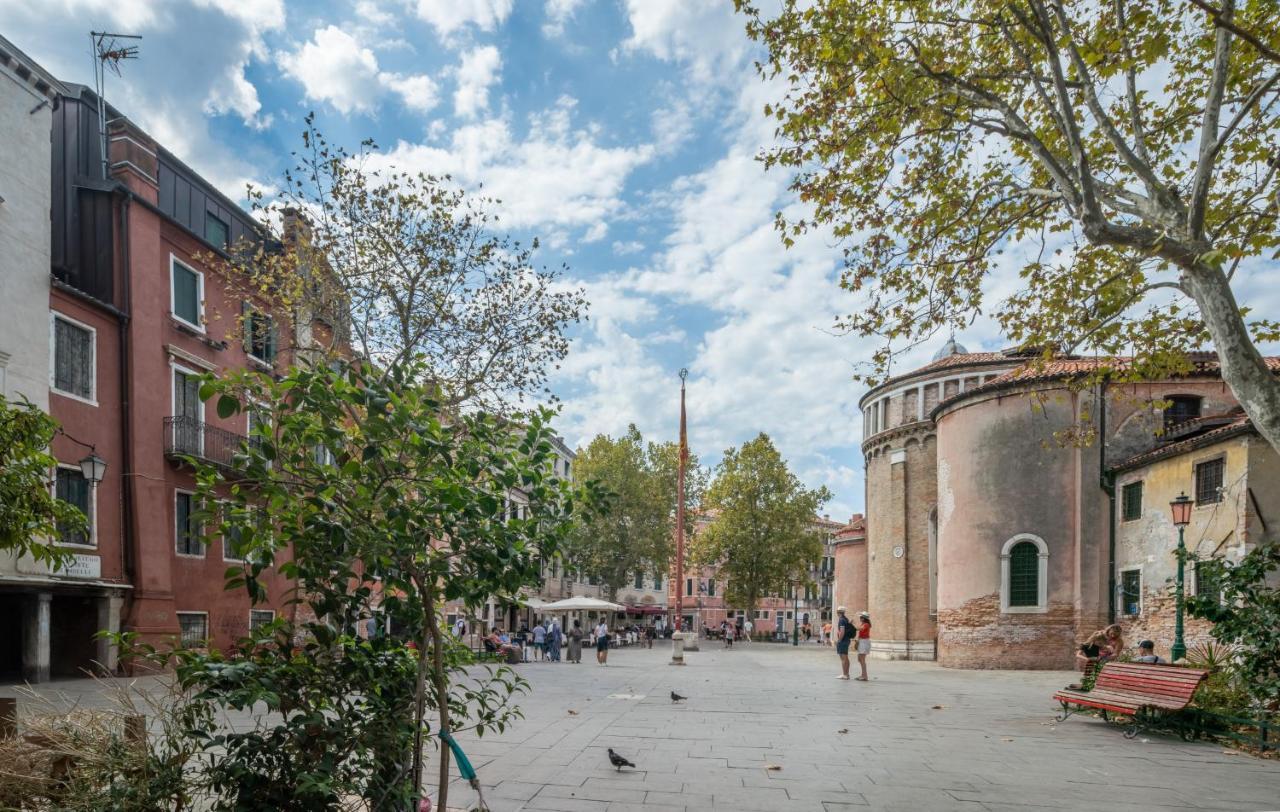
[671, 368, 689, 665]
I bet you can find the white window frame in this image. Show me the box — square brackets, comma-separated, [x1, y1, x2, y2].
[999, 533, 1049, 614]
[169, 254, 205, 332]
[49, 311, 97, 406]
[176, 611, 209, 646]
[249, 608, 275, 631]
[1119, 567, 1143, 616]
[53, 463, 97, 549]
[175, 489, 205, 559]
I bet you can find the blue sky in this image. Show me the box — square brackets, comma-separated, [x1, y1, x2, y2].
[24, 0, 1272, 522]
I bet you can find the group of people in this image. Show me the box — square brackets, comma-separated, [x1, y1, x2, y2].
[476, 618, 654, 666]
[834, 606, 872, 681]
[1075, 624, 1165, 672]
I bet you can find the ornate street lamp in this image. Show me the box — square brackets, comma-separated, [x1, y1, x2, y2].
[792, 581, 800, 647]
[1170, 492, 1193, 662]
[79, 452, 108, 487]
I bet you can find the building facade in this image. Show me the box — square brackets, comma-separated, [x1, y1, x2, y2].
[831, 514, 866, 622]
[851, 338, 1279, 670]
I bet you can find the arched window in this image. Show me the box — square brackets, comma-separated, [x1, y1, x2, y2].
[1000, 534, 1048, 613]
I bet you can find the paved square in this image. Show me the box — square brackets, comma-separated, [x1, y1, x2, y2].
[427, 643, 1280, 811]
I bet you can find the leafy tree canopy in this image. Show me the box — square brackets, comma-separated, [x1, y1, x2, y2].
[693, 433, 830, 614]
[739, 0, 1280, 451]
[567, 425, 705, 598]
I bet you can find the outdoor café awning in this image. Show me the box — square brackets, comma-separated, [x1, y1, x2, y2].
[538, 596, 625, 612]
[625, 605, 667, 615]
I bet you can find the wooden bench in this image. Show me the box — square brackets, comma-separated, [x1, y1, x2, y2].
[1054, 662, 1208, 739]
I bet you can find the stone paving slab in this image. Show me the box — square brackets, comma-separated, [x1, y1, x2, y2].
[7, 644, 1280, 810]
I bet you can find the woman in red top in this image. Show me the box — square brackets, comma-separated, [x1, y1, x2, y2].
[855, 612, 872, 681]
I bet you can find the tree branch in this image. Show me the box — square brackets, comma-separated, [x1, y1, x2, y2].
[1188, 0, 1236, 237]
[1187, 0, 1280, 64]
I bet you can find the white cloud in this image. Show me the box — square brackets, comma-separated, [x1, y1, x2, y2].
[543, 0, 589, 37]
[368, 96, 653, 236]
[453, 45, 502, 119]
[278, 26, 381, 114]
[413, 0, 513, 37]
[278, 26, 439, 116]
[612, 240, 644, 256]
[620, 0, 748, 83]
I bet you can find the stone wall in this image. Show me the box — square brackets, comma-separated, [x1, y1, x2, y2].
[1116, 588, 1215, 661]
[937, 594, 1078, 669]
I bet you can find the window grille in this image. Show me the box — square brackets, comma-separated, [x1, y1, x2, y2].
[1163, 395, 1201, 431]
[53, 317, 93, 399]
[1007, 541, 1040, 606]
[250, 609, 275, 632]
[177, 613, 207, 646]
[1195, 458, 1225, 504]
[1121, 569, 1141, 615]
[1121, 481, 1143, 521]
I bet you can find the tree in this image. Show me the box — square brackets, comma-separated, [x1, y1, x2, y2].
[739, 0, 1280, 452]
[117, 359, 592, 810]
[212, 116, 587, 411]
[0, 395, 85, 572]
[692, 433, 830, 618]
[567, 426, 705, 598]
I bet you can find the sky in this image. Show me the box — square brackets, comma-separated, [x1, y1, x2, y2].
[9, 1, 1274, 522]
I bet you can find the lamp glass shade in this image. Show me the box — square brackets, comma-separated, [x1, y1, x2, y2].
[79, 452, 107, 485]
[1170, 492, 1193, 527]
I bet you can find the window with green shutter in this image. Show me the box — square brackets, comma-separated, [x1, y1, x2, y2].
[205, 214, 229, 250]
[1008, 541, 1040, 606]
[171, 259, 202, 327]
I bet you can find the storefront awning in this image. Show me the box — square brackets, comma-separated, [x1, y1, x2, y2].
[625, 605, 667, 615]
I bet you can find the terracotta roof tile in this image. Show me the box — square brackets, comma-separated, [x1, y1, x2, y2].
[1112, 412, 1254, 471]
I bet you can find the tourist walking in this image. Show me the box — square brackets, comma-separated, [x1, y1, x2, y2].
[532, 620, 546, 661]
[835, 606, 853, 680]
[595, 620, 611, 665]
[855, 611, 872, 681]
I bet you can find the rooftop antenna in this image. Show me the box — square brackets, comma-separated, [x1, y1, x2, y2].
[90, 31, 141, 178]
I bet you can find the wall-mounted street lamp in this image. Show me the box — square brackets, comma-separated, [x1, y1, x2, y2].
[1170, 492, 1192, 662]
[79, 452, 108, 487]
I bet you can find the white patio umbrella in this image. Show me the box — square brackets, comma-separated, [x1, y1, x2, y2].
[538, 596, 625, 612]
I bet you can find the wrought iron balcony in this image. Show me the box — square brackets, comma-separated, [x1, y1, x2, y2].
[164, 416, 251, 470]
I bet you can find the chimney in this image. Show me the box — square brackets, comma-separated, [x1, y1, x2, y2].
[107, 118, 158, 196]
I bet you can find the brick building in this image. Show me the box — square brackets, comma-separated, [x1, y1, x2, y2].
[3, 67, 334, 681]
[831, 514, 866, 624]
[847, 338, 1280, 669]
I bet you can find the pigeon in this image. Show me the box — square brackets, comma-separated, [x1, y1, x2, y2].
[608, 749, 636, 771]
[670, 691, 687, 703]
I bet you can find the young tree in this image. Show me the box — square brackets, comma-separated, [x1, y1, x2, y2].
[567, 426, 704, 598]
[739, 0, 1280, 451]
[122, 359, 592, 810]
[693, 433, 830, 618]
[212, 117, 587, 412]
[0, 395, 85, 571]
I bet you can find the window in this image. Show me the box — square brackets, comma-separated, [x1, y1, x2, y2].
[172, 367, 203, 455]
[221, 503, 251, 562]
[686, 578, 693, 597]
[1195, 458, 1225, 504]
[1121, 481, 1143, 522]
[250, 609, 275, 632]
[170, 257, 203, 329]
[1008, 542, 1039, 606]
[205, 213, 229, 250]
[1121, 569, 1142, 616]
[1195, 559, 1225, 603]
[177, 612, 208, 646]
[51, 314, 95, 402]
[563, 460, 571, 479]
[762, 611, 770, 619]
[634, 571, 644, 589]
[1163, 395, 1201, 431]
[243, 304, 276, 364]
[652, 573, 662, 591]
[176, 491, 204, 556]
[706, 579, 715, 597]
[55, 467, 92, 546]
[1000, 534, 1048, 613]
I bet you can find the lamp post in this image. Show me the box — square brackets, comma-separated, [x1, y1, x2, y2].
[1170, 491, 1193, 662]
[79, 452, 108, 487]
[791, 582, 800, 646]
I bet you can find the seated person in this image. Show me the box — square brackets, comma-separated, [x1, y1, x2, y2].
[1133, 640, 1164, 664]
[485, 629, 520, 658]
[1074, 631, 1108, 672]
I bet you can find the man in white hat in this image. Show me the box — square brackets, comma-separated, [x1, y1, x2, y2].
[834, 606, 853, 679]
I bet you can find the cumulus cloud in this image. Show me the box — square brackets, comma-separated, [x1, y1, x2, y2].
[367, 96, 653, 236]
[453, 45, 502, 119]
[277, 26, 438, 115]
[543, 0, 589, 37]
[620, 0, 748, 83]
[413, 0, 513, 37]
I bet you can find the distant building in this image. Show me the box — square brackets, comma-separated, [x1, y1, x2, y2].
[831, 514, 866, 622]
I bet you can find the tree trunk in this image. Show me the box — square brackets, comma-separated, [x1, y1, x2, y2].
[1182, 263, 1280, 455]
[410, 591, 432, 811]
[427, 594, 453, 812]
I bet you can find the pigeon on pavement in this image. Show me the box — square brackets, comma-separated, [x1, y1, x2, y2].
[608, 749, 636, 771]
[670, 691, 687, 703]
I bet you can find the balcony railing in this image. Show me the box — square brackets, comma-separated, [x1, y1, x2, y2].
[164, 416, 251, 470]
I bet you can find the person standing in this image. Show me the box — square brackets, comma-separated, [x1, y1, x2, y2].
[453, 617, 466, 638]
[548, 618, 563, 662]
[834, 606, 853, 680]
[532, 620, 546, 661]
[568, 620, 584, 663]
[855, 612, 872, 681]
[595, 619, 610, 665]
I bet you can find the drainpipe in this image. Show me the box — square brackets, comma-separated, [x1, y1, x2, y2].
[1098, 380, 1116, 624]
[115, 189, 137, 635]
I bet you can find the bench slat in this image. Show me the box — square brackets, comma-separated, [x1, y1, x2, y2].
[1053, 662, 1207, 719]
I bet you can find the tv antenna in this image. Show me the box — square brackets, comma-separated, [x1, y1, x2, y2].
[90, 31, 141, 178]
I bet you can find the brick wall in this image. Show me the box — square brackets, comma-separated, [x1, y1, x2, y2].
[937, 593, 1077, 669]
[1116, 589, 1215, 661]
